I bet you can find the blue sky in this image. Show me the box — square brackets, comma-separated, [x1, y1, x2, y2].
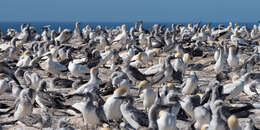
[0, 0, 259, 22]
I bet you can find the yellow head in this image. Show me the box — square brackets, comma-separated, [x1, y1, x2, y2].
[201, 124, 209, 130]
[158, 110, 166, 118]
[167, 83, 174, 88]
[154, 48, 161, 56]
[114, 87, 127, 95]
[196, 93, 203, 97]
[121, 24, 126, 30]
[183, 53, 191, 62]
[93, 101, 98, 106]
[138, 80, 148, 88]
[227, 115, 239, 129]
[49, 45, 54, 50]
[232, 74, 239, 82]
[175, 53, 182, 58]
[23, 50, 30, 56]
[188, 24, 192, 28]
[104, 46, 111, 51]
[235, 24, 239, 27]
[0, 73, 5, 78]
[159, 57, 164, 64]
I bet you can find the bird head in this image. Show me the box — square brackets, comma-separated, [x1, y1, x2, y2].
[174, 52, 182, 59]
[167, 83, 175, 88]
[232, 74, 239, 82]
[183, 53, 191, 62]
[158, 110, 166, 118]
[23, 50, 30, 56]
[201, 124, 209, 130]
[138, 80, 149, 95]
[104, 46, 111, 52]
[0, 73, 5, 79]
[121, 24, 126, 31]
[114, 87, 127, 96]
[229, 21, 233, 27]
[7, 29, 11, 33]
[49, 45, 55, 50]
[76, 22, 80, 26]
[227, 115, 239, 129]
[154, 48, 161, 56]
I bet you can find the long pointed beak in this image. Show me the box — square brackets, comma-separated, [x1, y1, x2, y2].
[161, 104, 172, 109]
[138, 88, 142, 96]
[114, 96, 127, 100]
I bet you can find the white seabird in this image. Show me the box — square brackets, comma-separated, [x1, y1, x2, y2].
[41, 53, 67, 77]
[181, 71, 199, 95]
[157, 110, 179, 130]
[103, 87, 127, 123]
[68, 61, 89, 78]
[14, 89, 34, 120]
[138, 80, 156, 112]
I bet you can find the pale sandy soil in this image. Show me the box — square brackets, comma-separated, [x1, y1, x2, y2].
[0, 45, 259, 130]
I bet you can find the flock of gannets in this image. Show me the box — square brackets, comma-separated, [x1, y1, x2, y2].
[0, 21, 259, 130]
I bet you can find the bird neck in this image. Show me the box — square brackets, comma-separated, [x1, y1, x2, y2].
[11, 40, 17, 47]
[218, 49, 223, 61]
[89, 73, 98, 84]
[212, 107, 222, 119]
[229, 125, 239, 130]
[229, 48, 235, 56]
[171, 35, 176, 42]
[139, 24, 143, 31]
[47, 56, 53, 62]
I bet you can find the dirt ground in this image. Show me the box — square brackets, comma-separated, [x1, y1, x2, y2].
[0, 46, 260, 130]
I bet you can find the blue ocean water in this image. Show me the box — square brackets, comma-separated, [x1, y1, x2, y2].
[0, 22, 257, 33]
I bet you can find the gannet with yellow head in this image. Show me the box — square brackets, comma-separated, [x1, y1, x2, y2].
[138, 80, 156, 112]
[157, 110, 178, 130]
[16, 50, 32, 67]
[103, 87, 127, 122]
